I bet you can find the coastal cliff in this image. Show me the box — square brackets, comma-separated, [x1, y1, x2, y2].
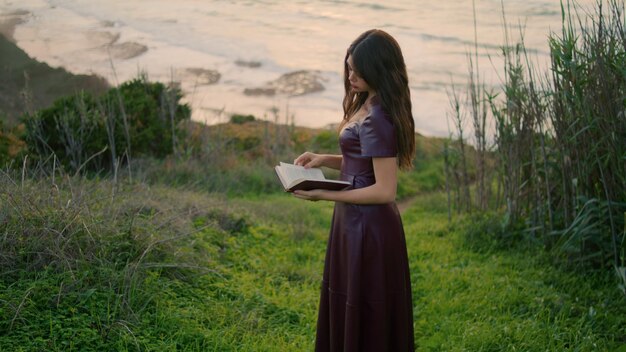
[0, 32, 109, 125]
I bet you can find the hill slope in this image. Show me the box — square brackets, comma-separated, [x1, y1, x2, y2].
[0, 34, 109, 125]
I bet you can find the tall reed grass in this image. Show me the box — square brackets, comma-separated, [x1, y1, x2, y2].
[447, 0, 626, 275]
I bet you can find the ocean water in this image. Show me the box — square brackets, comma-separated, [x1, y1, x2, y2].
[1, 0, 596, 136]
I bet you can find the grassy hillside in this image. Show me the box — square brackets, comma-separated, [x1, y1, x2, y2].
[2, 82, 621, 350]
[1, 169, 624, 351]
[1, 7, 624, 347]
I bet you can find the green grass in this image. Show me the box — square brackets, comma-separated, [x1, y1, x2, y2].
[1, 175, 624, 351]
[404, 193, 626, 351]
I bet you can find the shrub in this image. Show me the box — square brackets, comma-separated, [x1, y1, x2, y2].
[22, 91, 104, 170]
[310, 130, 339, 153]
[101, 77, 191, 158]
[22, 76, 190, 173]
[230, 114, 255, 124]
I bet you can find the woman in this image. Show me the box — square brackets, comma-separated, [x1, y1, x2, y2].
[293, 29, 415, 352]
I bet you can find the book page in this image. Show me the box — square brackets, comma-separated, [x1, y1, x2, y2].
[279, 162, 325, 183]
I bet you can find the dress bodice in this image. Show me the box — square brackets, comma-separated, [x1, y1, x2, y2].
[339, 101, 398, 190]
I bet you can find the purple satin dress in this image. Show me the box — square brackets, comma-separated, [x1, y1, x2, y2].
[315, 100, 415, 352]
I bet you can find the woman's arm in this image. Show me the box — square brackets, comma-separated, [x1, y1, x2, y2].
[294, 152, 342, 170]
[293, 157, 397, 204]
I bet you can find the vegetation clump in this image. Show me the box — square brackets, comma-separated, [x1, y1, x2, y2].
[21, 76, 190, 173]
[230, 114, 255, 124]
[446, 0, 626, 271]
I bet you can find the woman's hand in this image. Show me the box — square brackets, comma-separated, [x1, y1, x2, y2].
[294, 152, 325, 169]
[293, 189, 327, 201]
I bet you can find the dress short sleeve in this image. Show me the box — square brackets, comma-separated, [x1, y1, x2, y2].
[359, 105, 398, 157]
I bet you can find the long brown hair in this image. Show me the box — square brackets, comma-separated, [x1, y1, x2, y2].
[341, 29, 415, 169]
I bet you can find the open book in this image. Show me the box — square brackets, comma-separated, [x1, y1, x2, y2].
[275, 162, 351, 192]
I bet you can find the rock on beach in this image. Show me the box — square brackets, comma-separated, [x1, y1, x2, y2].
[107, 41, 148, 60]
[184, 68, 221, 85]
[244, 70, 325, 97]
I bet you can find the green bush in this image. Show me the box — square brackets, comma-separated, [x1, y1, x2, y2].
[22, 76, 190, 172]
[227, 136, 262, 151]
[310, 130, 339, 153]
[230, 114, 255, 124]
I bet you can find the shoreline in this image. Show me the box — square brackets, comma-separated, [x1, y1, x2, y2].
[0, 10, 438, 135]
[0, 6, 354, 133]
[0, 28, 339, 132]
[0, 11, 340, 130]
[0, 16, 342, 132]
[0, 28, 435, 136]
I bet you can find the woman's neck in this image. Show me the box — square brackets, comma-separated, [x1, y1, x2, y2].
[366, 92, 379, 107]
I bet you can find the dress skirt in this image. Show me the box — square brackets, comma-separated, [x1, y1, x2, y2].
[314, 201, 415, 352]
